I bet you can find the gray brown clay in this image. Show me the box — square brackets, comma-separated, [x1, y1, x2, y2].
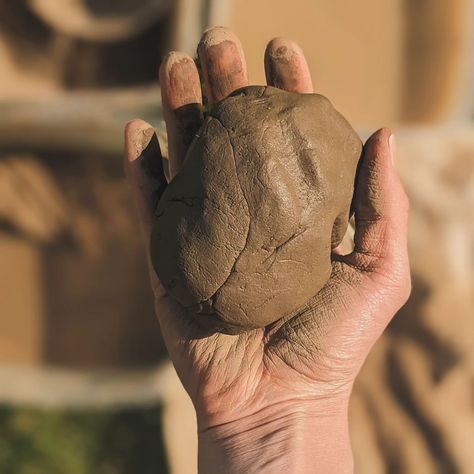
[151, 85, 362, 334]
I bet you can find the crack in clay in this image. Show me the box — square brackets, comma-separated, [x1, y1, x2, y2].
[180, 116, 252, 312]
[202, 115, 253, 312]
[168, 196, 204, 207]
[261, 228, 307, 271]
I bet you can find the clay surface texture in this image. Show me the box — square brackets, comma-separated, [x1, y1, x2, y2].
[151, 86, 362, 333]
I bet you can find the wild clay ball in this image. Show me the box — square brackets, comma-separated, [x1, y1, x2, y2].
[151, 85, 362, 334]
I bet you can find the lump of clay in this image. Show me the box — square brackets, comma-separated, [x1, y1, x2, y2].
[151, 85, 362, 333]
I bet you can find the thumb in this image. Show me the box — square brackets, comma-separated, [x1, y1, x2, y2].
[347, 128, 410, 297]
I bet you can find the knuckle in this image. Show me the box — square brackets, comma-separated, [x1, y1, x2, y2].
[383, 260, 412, 306]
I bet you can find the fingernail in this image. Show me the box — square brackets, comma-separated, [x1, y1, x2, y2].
[162, 50, 191, 68]
[125, 120, 154, 162]
[267, 37, 294, 62]
[200, 26, 237, 48]
[133, 128, 155, 162]
[198, 27, 244, 70]
[267, 37, 307, 65]
[389, 133, 396, 166]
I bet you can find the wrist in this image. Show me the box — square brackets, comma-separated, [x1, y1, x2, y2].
[197, 397, 353, 474]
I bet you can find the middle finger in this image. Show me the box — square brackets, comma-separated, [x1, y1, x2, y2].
[198, 27, 249, 107]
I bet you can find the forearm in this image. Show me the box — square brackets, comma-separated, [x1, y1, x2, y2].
[197, 398, 353, 474]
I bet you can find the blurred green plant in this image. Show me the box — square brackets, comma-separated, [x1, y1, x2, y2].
[0, 404, 168, 474]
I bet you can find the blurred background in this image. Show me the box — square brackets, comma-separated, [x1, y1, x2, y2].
[0, 0, 473, 473]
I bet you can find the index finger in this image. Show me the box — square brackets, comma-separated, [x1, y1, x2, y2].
[159, 52, 203, 179]
[124, 119, 167, 238]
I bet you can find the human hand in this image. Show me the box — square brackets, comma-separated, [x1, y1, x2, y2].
[125, 27, 410, 474]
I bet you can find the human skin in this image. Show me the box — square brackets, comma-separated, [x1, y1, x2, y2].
[124, 27, 410, 474]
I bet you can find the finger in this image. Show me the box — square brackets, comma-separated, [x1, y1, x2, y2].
[347, 128, 410, 274]
[125, 120, 184, 322]
[124, 119, 167, 239]
[198, 26, 248, 107]
[265, 37, 313, 93]
[159, 52, 203, 179]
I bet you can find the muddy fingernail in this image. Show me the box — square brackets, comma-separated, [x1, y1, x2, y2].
[125, 120, 155, 162]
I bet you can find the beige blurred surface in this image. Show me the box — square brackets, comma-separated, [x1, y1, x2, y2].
[0, 39, 60, 100]
[0, 235, 43, 363]
[226, 0, 470, 126]
[229, 0, 403, 125]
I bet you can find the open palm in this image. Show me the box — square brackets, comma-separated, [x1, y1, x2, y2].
[125, 27, 410, 434]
